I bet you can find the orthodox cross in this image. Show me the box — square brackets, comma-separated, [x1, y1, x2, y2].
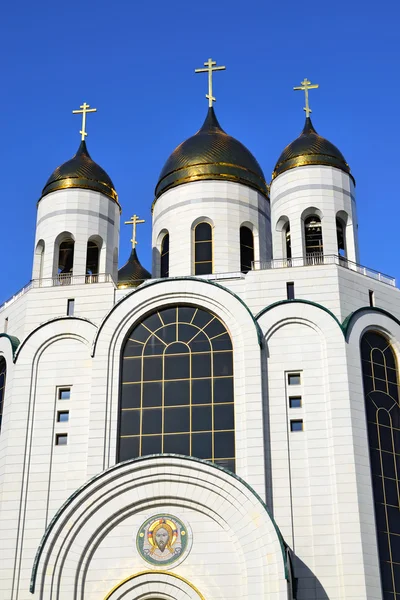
[125, 214, 145, 248]
[293, 78, 319, 118]
[195, 58, 226, 107]
[72, 102, 97, 141]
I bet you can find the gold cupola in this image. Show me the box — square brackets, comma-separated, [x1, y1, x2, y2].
[154, 107, 269, 200]
[272, 116, 352, 181]
[40, 140, 119, 204]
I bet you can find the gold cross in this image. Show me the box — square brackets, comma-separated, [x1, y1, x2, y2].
[195, 58, 226, 107]
[72, 102, 97, 141]
[125, 214, 145, 248]
[293, 78, 319, 118]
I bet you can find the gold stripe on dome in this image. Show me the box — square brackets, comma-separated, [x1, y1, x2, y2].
[104, 570, 206, 600]
[271, 154, 355, 183]
[40, 178, 120, 208]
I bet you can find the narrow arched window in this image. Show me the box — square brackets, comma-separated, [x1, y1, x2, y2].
[160, 233, 169, 278]
[240, 226, 254, 273]
[194, 222, 213, 275]
[33, 240, 45, 281]
[0, 357, 6, 432]
[58, 238, 74, 275]
[119, 305, 235, 472]
[336, 218, 346, 257]
[361, 331, 400, 598]
[284, 223, 292, 260]
[304, 216, 323, 260]
[86, 240, 100, 276]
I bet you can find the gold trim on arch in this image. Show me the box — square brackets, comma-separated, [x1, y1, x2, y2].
[103, 569, 206, 600]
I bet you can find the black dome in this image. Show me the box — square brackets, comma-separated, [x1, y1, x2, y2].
[41, 140, 119, 204]
[272, 117, 352, 181]
[155, 107, 268, 200]
[118, 248, 151, 288]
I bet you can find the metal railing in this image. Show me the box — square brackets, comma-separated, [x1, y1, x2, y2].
[252, 254, 396, 286]
[0, 273, 116, 312]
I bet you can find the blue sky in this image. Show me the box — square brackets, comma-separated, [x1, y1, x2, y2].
[1, 0, 399, 303]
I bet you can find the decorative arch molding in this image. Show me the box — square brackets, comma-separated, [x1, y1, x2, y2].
[343, 306, 400, 340]
[0, 333, 20, 358]
[104, 570, 206, 600]
[91, 277, 264, 480]
[31, 455, 289, 600]
[14, 316, 97, 363]
[256, 299, 343, 336]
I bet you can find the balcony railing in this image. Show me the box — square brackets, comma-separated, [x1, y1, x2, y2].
[0, 273, 116, 312]
[252, 254, 396, 287]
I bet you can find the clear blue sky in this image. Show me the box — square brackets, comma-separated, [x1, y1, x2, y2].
[1, 0, 399, 303]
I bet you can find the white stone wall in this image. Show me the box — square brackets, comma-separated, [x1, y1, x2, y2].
[152, 181, 271, 276]
[33, 188, 120, 281]
[270, 165, 358, 262]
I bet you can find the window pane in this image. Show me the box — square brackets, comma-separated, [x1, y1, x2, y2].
[211, 333, 232, 351]
[165, 354, 190, 380]
[214, 404, 234, 430]
[119, 436, 139, 461]
[124, 339, 144, 357]
[288, 373, 301, 385]
[289, 396, 302, 408]
[121, 383, 141, 408]
[215, 458, 235, 473]
[189, 331, 211, 353]
[192, 432, 212, 459]
[120, 410, 140, 436]
[57, 411, 69, 423]
[203, 318, 226, 338]
[192, 310, 214, 329]
[141, 435, 162, 455]
[58, 388, 71, 400]
[214, 378, 234, 403]
[143, 335, 165, 356]
[164, 380, 190, 406]
[195, 241, 212, 263]
[192, 353, 211, 378]
[290, 420, 303, 432]
[142, 409, 162, 434]
[123, 358, 141, 382]
[192, 405, 212, 431]
[158, 307, 176, 325]
[195, 261, 212, 275]
[55, 433, 68, 446]
[195, 223, 212, 241]
[142, 382, 162, 407]
[143, 312, 163, 332]
[178, 306, 196, 323]
[143, 356, 162, 381]
[164, 434, 190, 455]
[213, 352, 233, 376]
[164, 407, 190, 433]
[192, 379, 212, 404]
[214, 431, 235, 458]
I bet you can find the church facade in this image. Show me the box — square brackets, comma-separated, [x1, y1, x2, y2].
[0, 68, 399, 600]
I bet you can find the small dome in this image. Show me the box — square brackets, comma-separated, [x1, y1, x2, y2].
[272, 117, 352, 181]
[118, 248, 151, 288]
[41, 140, 119, 204]
[155, 107, 268, 200]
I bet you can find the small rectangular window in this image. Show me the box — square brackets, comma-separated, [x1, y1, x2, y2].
[55, 433, 68, 446]
[57, 411, 69, 423]
[288, 373, 301, 386]
[58, 387, 71, 400]
[67, 299, 75, 316]
[286, 282, 295, 300]
[289, 396, 302, 408]
[290, 419, 303, 432]
[369, 290, 375, 307]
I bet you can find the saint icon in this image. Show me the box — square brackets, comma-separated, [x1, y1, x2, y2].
[136, 514, 189, 566]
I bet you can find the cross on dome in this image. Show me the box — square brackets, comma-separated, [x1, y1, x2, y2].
[72, 102, 97, 141]
[195, 58, 226, 107]
[293, 78, 319, 118]
[125, 214, 145, 248]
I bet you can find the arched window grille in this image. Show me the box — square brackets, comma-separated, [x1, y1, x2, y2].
[86, 240, 100, 276]
[240, 226, 254, 273]
[336, 218, 346, 257]
[160, 234, 169, 278]
[58, 238, 74, 275]
[119, 305, 235, 472]
[0, 357, 6, 432]
[361, 331, 400, 598]
[304, 216, 323, 260]
[194, 222, 213, 275]
[284, 223, 292, 260]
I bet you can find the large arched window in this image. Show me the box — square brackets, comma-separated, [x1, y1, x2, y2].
[240, 226, 254, 273]
[304, 216, 323, 260]
[194, 222, 213, 275]
[0, 357, 6, 432]
[160, 233, 169, 278]
[361, 331, 400, 598]
[119, 305, 235, 472]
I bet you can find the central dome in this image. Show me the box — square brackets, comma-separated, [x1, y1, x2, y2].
[155, 107, 268, 200]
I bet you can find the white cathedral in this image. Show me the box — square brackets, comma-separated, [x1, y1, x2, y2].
[0, 63, 399, 600]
